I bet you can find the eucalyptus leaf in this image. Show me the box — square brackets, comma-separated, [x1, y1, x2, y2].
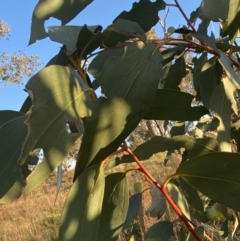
[228, 0, 240, 43]
[29, 0, 94, 44]
[74, 42, 163, 179]
[176, 152, 240, 211]
[20, 65, 92, 194]
[59, 164, 105, 241]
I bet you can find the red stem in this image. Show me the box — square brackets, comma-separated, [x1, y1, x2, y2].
[173, 0, 197, 33]
[121, 142, 202, 241]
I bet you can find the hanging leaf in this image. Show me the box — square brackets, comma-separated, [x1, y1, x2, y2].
[161, 46, 185, 66]
[228, 0, 240, 43]
[218, 51, 240, 114]
[74, 42, 163, 179]
[170, 122, 185, 137]
[199, 57, 222, 109]
[19, 65, 92, 194]
[48, 25, 101, 55]
[59, 164, 105, 241]
[175, 152, 240, 211]
[164, 55, 187, 90]
[144, 89, 209, 121]
[180, 178, 206, 222]
[29, 0, 94, 44]
[99, 173, 129, 241]
[146, 177, 166, 218]
[0, 116, 27, 202]
[210, 83, 231, 152]
[146, 221, 174, 240]
[103, 0, 166, 46]
[76, 25, 107, 59]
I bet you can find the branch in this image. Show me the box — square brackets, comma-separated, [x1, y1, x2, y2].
[121, 141, 203, 241]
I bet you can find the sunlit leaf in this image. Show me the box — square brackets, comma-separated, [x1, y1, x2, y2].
[228, 0, 240, 43]
[206, 203, 227, 221]
[29, 0, 94, 44]
[74, 42, 163, 179]
[146, 177, 166, 219]
[167, 183, 191, 220]
[59, 164, 105, 241]
[175, 152, 240, 211]
[19, 65, 91, 194]
[210, 83, 231, 152]
[99, 173, 129, 241]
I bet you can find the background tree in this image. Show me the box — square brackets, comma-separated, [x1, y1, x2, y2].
[0, 20, 41, 88]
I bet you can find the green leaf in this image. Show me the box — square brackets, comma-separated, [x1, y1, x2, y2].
[123, 193, 143, 229]
[175, 152, 240, 211]
[99, 173, 129, 241]
[218, 51, 240, 115]
[74, 42, 163, 179]
[206, 203, 227, 221]
[121, 135, 218, 164]
[103, 0, 166, 47]
[48, 25, 101, 55]
[59, 164, 105, 241]
[210, 83, 231, 152]
[180, 178, 206, 222]
[0, 116, 27, 202]
[161, 47, 185, 66]
[105, 19, 146, 43]
[20, 96, 32, 113]
[0, 110, 24, 126]
[167, 183, 191, 220]
[88, 48, 124, 79]
[164, 55, 186, 90]
[29, 0, 94, 44]
[228, 0, 240, 43]
[198, 0, 228, 22]
[19, 65, 91, 194]
[76, 25, 107, 59]
[170, 122, 185, 137]
[144, 89, 209, 121]
[199, 57, 222, 109]
[146, 221, 174, 241]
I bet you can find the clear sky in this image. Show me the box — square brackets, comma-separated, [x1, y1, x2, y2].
[0, 0, 201, 111]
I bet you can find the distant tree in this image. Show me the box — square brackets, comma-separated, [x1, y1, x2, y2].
[0, 20, 41, 88]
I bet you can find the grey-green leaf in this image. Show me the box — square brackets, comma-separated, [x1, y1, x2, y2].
[29, 0, 94, 44]
[176, 152, 240, 211]
[20, 65, 91, 194]
[59, 164, 105, 241]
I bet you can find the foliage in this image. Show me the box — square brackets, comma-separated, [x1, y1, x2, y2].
[2, 0, 240, 240]
[0, 20, 41, 87]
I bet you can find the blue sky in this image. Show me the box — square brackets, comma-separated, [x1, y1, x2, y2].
[0, 0, 201, 111]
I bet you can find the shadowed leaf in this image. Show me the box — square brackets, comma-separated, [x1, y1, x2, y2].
[0, 110, 24, 126]
[103, 0, 166, 46]
[175, 152, 240, 211]
[144, 89, 209, 121]
[228, 0, 240, 43]
[146, 221, 174, 240]
[0, 116, 27, 202]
